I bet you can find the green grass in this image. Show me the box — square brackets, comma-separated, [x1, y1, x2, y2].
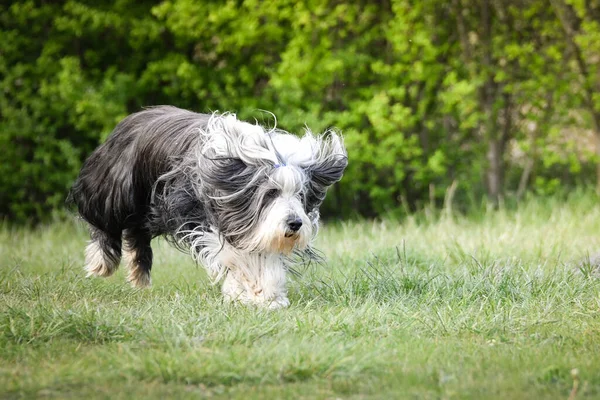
[2, 195, 600, 399]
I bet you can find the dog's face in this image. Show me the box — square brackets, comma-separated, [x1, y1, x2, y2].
[197, 115, 347, 254]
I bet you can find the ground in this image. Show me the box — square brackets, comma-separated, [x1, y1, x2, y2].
[1, 195, 600, 399]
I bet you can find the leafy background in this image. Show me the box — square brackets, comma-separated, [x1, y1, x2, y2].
[2, 0, 600, 222]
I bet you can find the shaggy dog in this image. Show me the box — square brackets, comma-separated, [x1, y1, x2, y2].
[70, 106, 347, 308]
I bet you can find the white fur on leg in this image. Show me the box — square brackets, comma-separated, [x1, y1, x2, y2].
[123, 247, 151, 288]
[188, 230, 290, 308]
[84, 240, 119, 277]
[221, 259, 290, 309]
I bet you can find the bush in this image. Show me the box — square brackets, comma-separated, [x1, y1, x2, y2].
[1, 0, 598, 223]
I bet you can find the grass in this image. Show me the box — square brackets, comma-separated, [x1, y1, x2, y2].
[2, 194, 600, 399]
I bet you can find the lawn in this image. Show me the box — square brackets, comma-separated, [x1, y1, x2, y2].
[2, 195, 600, 399]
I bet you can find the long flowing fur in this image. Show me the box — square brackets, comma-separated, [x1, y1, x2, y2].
[70, 106, 347, 308]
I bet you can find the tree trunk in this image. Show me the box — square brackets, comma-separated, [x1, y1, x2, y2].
[551, 0, 600, 192]
[595, 128, 600, 194]
[481, 0, 504, 205]
[486, 138, 503, 205]
[517, 122, 539, 201]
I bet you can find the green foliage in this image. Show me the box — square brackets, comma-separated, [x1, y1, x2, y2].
[1, 0, 600, 222]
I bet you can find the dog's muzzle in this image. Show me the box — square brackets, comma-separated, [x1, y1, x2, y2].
[285, 217, 303, 237]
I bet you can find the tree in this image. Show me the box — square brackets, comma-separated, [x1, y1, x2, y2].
[1, 0, 599, 223]
[551, 0, 600, 192]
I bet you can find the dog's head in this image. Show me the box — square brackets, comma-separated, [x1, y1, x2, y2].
[196, 113, 347, 254]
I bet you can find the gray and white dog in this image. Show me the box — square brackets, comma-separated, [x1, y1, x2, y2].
[70, 106, 347, 308]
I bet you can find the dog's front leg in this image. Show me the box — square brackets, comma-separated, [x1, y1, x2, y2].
[221, 253, 290, 309]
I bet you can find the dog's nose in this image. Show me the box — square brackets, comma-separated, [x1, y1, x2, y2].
[287, 217, 303, 232]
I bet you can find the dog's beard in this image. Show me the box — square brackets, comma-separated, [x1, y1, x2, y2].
[261, 224, 310, 255]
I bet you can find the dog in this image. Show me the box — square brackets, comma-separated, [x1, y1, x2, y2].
[69, 106, 347, 308]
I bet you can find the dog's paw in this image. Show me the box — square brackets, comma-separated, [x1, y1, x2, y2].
[267, 296, 290, 310]
[127, 271, 151, 288]
[84, 241, 119, 278]
[222, 289, 290, 309]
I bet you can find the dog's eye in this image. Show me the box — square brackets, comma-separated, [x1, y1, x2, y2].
[265, 189, 280, 199]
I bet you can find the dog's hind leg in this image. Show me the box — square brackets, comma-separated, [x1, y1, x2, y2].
[85, 227, 122, 278]
[123, 229, 153, 288]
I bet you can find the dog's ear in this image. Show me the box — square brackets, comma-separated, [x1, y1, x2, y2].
[304, 132, 348, 212]
[308, 132, 347, 186]
[201, 113, 278, 167]
[199, 156, 253, 196]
